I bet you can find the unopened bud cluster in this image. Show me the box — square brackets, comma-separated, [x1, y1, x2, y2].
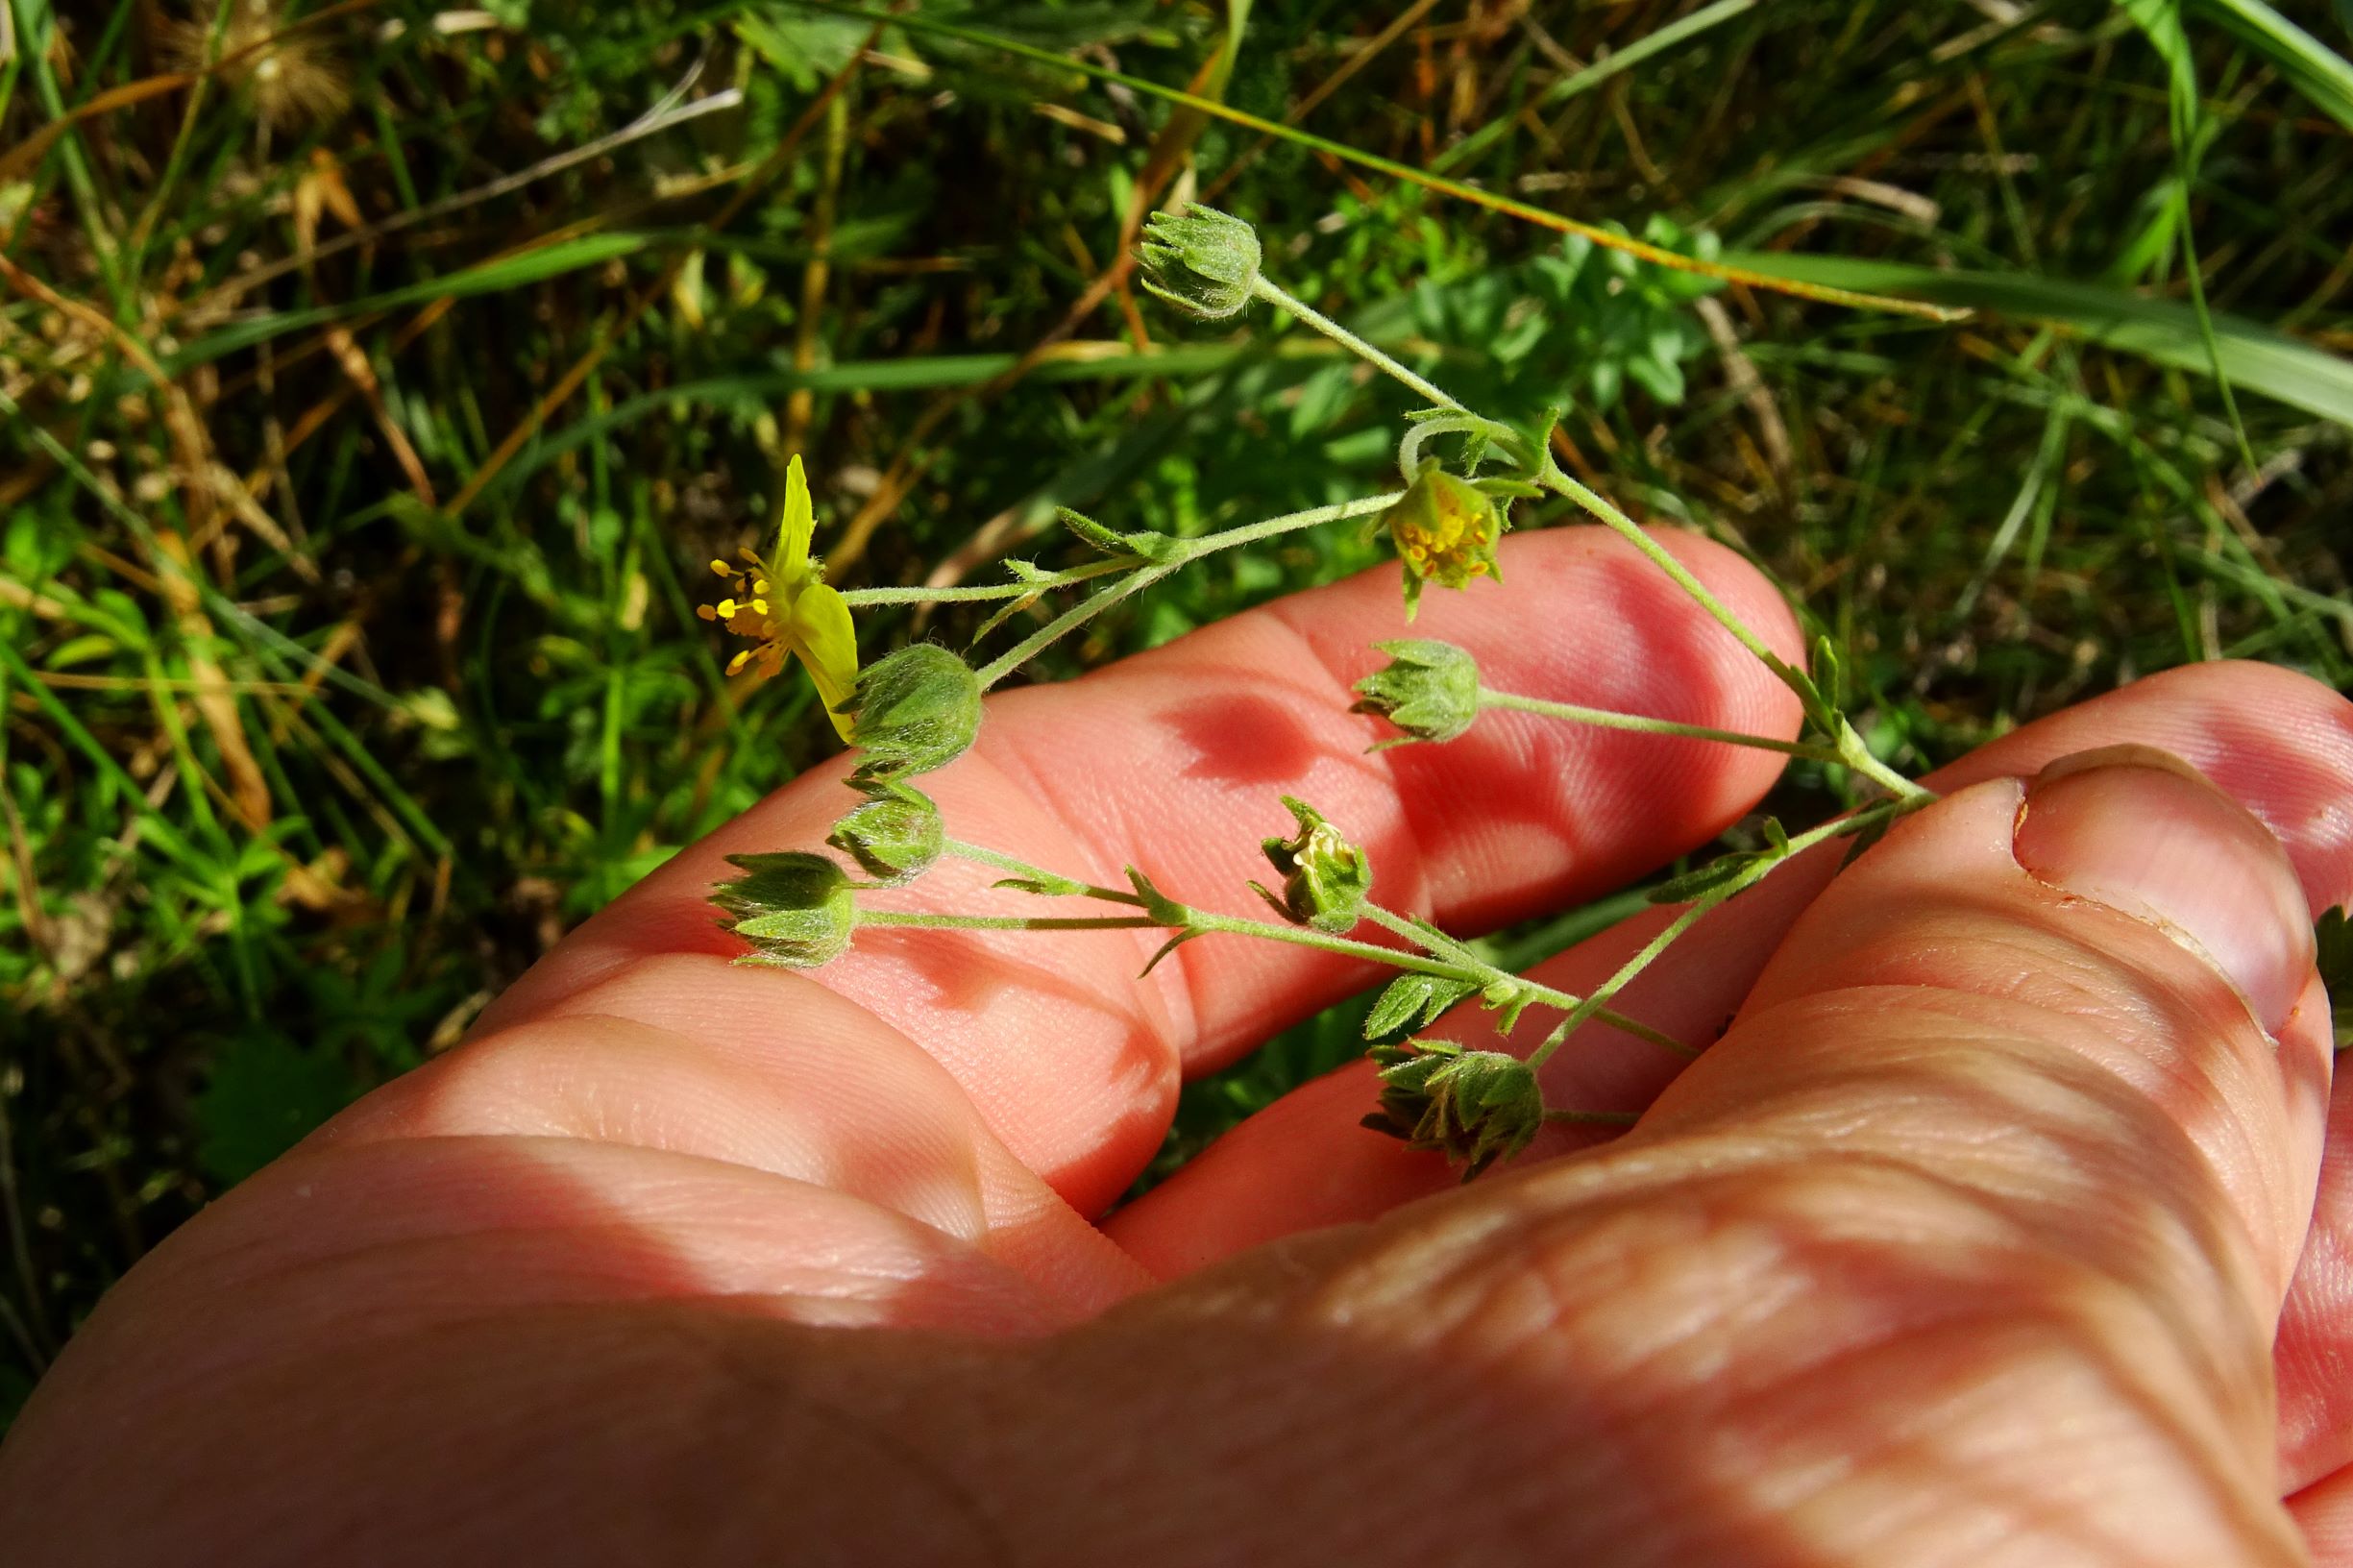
[1252, 796, 1371, 935]
[1363, 1039, 1544, 1180]
[1137, 204, 1262, 321]
[1352, 639, 1482, 747]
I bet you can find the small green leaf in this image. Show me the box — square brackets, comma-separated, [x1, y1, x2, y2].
[1364, 972, 1481, 1040]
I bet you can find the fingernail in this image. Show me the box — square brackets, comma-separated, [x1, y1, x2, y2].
[2014, 747, 2312, 1034]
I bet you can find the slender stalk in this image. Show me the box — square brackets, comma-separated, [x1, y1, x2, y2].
[968, 494, 1400, 689]
[972, 564, 1172, 690]
[856, 912, 1163, 933]
[837, 555, 1133, 606]
[1246, 266, 1928, 810]
[1361, 902, 1697, 1059]
[1478, 689, 1843, 762]
[941, 839, 1142, 906]
[1251, 276, 1464, 411]
[1527, 801, 1906, 1072]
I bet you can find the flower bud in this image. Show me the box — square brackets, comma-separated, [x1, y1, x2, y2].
[1253, 796, 1371, 935]
[841, 643, 983, 783]
[711, 852, 857, 968]
[1363, 1040, 1543, 1179]
[1383, 459, 1504, 618]
[827, 781, 944, 885]
[1351, 639, 1482, 748]
[1137, 204, 1262, 321]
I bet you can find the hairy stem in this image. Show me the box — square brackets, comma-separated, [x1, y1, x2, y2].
[968, 494, 1400, 689]
[1527, 800, 1908, 1072]
[856, 911, 1164, 933]
[941, 839, 1143, 906]
[1251, 276, 1464, 412]
[1478, 689, 1841, 762]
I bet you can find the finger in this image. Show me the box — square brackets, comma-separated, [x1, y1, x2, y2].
[2277, 1004, 2353, 1489]
[468, 527, 1802, 1213]
[1117, 661, 2353, 1272]
[1234, 755, 2321, 1563]
[2292, 1460, 2353, 1566]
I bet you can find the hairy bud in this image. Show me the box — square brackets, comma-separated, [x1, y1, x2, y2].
[1352, 639, 1482, 748]
[1137, 204, 1262, 321]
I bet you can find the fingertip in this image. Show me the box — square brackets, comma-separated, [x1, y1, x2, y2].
[2015, 750, 2315, 1036]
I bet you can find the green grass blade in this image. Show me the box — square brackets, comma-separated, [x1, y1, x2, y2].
[780, 0, 1965, 321]
[162, 233, 650, 373]
[1434, 0, 1758, 174]
[1728, 253, 2353, 427]
[2193, 0, 2353, 130]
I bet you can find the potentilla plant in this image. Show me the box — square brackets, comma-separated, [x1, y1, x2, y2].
[698, 206, 1944, 1177]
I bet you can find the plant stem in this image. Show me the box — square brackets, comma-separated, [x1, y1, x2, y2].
[837, 556, 1133, 606]
[1477, 689, 1843, 762]
[1251, 276, 1465, 412]
[1526, 800, 1905, 1072]
[1248, 267, 1928, 810]
[941, 839, 1142, 906]
[856, 911, 1164, 933]
[968, 494, 1400, 689]
[972, 565, 1172, 690]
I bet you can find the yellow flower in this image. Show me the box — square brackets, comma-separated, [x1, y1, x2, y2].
[1383, 460, 1505, 620]
[699, 454, 860, 742]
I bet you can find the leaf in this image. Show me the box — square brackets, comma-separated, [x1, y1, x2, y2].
[1722, 253, 2353, 428]
[1364, 971, 1480, 1040]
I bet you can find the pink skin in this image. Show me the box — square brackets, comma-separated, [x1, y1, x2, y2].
[2, 526, 2350, 1565]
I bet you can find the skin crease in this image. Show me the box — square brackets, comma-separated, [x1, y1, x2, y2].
[3, 527, 2352, 1566]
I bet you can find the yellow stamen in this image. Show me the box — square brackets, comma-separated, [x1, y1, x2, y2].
[717, 599, 737, 617]
[750, 599, 769, 615]
[726, 649, 753, 675]
[710, 559, 733, 576]
[696, 604, 717, 622]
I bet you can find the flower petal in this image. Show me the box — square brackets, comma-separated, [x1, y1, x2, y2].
[774, 453, 817, 582]
[785, 581, 860, 743]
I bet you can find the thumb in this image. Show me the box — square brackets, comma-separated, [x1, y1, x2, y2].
[1272, 747, 2327, 1566]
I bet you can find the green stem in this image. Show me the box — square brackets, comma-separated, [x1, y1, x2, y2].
[972, 565, 1171, 690]
[1251, 275, 1464, 411]
[941, 839, 1142, 906]
[1526, 801, 1906, 1072]
[967, 494, 1400, 689]
[856, 911, 1164, 933]
[1248, 269, 1924, 809]
[1477, 689, 1843, 763]
[1528, 466, 1933, 807]
[837, 556, 1133, 607]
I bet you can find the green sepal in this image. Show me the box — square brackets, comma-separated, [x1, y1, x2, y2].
[1363, 1039, 1545, 1180]
[711, 851, 857, 968]
[1256, 795, 1372, 935]
[1136, 204, 1262, 321]
[826, 780, 944, 886]
[1351, 638, 1483, 748]
[842, 643, 984, 785]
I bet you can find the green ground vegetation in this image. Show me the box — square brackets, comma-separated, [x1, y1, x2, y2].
[2, 0, 2349, 1427]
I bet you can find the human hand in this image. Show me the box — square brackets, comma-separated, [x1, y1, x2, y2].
[3, 527, 2349, 1566]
